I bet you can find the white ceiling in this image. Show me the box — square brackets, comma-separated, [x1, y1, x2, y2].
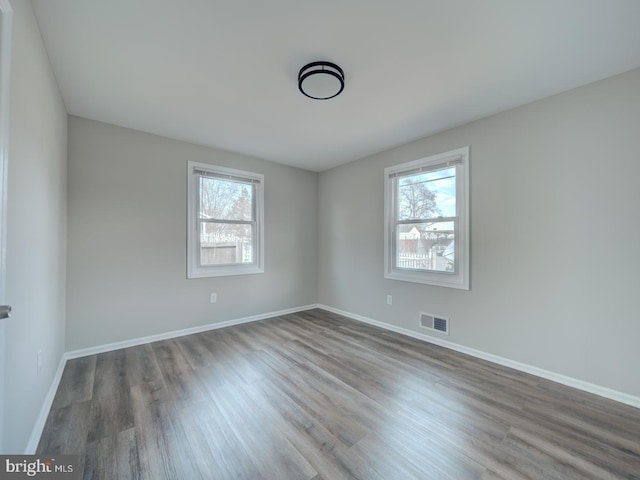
[32, 0, 640, 172]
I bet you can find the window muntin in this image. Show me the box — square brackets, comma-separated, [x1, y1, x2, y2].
[385, 147, 469, 289]
[188, 162, 264, 278]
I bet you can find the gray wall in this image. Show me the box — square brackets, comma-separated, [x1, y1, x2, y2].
[318, 68, 640, 398]
[4, 0, 67, 452]
[66, 117, 317, 350]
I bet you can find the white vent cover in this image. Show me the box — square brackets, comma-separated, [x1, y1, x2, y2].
[419, 312, 449, 335]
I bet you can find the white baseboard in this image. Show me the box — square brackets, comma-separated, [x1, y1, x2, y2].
[24, 354, 67, 454]
[317, 304, 640, 410]
[65, 304, 319, 359]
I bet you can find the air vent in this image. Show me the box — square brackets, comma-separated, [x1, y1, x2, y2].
[419, 312, 449, 335]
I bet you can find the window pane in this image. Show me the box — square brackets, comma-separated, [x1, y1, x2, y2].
[397, 167, 456, 221]
[396, 222, 455, 272]
[200, 222, 254, 265]
[200, 177, 253, 221]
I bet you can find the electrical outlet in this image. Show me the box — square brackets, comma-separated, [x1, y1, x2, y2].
[210, 293, 217, 304]
[386, 294, 393, 305]
[37, 350, 42, 375]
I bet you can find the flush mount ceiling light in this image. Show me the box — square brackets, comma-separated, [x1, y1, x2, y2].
[298, 61, 345, 100]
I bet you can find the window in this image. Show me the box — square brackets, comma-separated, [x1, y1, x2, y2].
[384, 147, 469, 289]
[187, 161, 264, 278]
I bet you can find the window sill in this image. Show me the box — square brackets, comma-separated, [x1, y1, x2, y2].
[385, 270, 469, 290]
[188, 265, 264, 279]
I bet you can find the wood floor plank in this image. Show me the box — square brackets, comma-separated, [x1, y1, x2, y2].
[84, 428, 141, 480]
[178, 399, 267, 480]
[87, 350, 134, 443]
[130, 380, 202, 480]
[36, 400, 92, 478]
[173, 333, 218, 369]
[249, 353, 370, 449]
[203, 380, 318, 479]
[37, 309, 640, 480]
[150, 339, 192, 381]
[116, 428, 141, 480]
[517, 400, 640, 475]
[326, 324, 462, 376]
[51, 355, 96, 409]
[258, 344, 393, 433]
[506, 427, 627, 480]
[149, 338, 213, 410]
[125, 344, 163, 387]
[350, 429, 485, 480]
[251, 376, 361, 480]
[266, 314, 326, 340]
[524, 394, 640, 452]
[196, 332, 269, 384]
[491, 427, 609, 480]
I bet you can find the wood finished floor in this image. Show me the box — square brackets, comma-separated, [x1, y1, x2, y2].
[38, 309, 640, 479]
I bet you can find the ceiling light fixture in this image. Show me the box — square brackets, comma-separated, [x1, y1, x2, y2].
[298, 61, 345, 100]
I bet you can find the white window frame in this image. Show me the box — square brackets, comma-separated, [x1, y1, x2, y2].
[187, 161, 264, 278]
[384, 147, 470, 290]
